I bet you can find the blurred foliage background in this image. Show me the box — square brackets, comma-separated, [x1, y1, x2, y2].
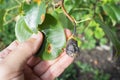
[1, 0, 120, 80]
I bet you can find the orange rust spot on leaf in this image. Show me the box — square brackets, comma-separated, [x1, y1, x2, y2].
[34, 0, 41, 5]
[41, 14, 45, 23]
[47, 44, 52, 53]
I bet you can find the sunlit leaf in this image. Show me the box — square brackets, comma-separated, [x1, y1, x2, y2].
[94, 26, 105, 39]
[85, 29, 93, 39]
[15, 17, 33, 42]
[24, 1, 46, 33]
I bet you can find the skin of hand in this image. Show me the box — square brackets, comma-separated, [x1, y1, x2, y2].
[0, 29, 74, 80]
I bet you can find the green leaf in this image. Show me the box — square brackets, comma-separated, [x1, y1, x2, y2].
[0, 9, 5, 28]
[85, 29, 93, 39]
[95, 18, 120, 55]
[15, 17, 33, 42]
[15, 7, 65, 60]
[58, 13, 73, 31]
[37, 14, 66, 60]
[100, 38, 107, 45]
[94, 26, 105, 39]
[0, 0, 4, 4]
[102, 4, 117, 24]
[110, 4, 120, 22]
[22, 2, 35, 13]
[102, 4, 120, 24]
[24, 1, 46, 33]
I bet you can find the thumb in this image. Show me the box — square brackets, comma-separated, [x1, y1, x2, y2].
[4, 32, 43, 70]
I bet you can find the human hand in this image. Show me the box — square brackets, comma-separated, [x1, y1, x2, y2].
[0, 29, 74, 80]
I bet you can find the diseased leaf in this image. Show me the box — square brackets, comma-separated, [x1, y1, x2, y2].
[15, 17, 33, 42]
[24, 1, 46, 33]
[15, 2, 65, 60]
[37, 14, 66, 60]
[95, 18, 120, 55]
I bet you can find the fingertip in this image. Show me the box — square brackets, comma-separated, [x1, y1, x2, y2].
[36, 31, 43, 45]
[37, 31, 43, 39]
[64, 29, 72, 40]
[30, 31, 43, 40]
[34, 31, 43, 52]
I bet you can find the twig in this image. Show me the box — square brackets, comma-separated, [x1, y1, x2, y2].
[76, 18, 91, 24]
[74, 8, 90, 11]
[3, 5, 20, 22]
[3, 16, 17, 26]
[3, 0, 22, 23]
